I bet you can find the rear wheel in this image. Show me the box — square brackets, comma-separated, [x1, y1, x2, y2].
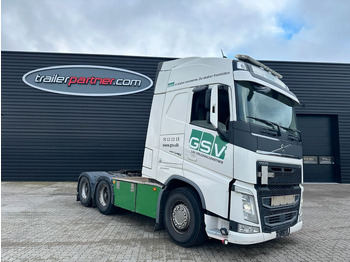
[164, 187, 207, 247]
[78, 176, 92, 207]
[95, 180, 116, 215]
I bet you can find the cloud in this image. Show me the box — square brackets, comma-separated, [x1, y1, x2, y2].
[2, 0, 350, 62]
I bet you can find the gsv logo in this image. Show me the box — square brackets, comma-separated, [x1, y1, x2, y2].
[189, 129, 227, 160]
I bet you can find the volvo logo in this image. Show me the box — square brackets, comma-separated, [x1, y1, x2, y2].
[272, 143, 292, 153]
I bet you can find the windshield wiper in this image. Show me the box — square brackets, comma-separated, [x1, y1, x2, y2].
[280, 126, 301, 141]
[247, 116, 281, 136]
[247, 116, 301, 141]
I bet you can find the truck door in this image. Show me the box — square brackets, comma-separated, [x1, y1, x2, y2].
[183, 84, 234, 217]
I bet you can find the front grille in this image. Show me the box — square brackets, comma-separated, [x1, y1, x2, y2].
[256, 185, 301, 233]
[256, 162, 302, 185]
[265, 211, 298, 227]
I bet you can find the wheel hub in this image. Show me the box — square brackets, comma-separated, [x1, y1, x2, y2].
[172, 203, 190, 231]
[81, 181, 89, 199]
[99, 185, 108, 207]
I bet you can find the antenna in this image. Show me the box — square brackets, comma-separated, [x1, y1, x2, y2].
[221, 49, 227, 58]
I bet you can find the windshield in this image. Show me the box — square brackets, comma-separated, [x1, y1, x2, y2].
[235, 81, 298, 130]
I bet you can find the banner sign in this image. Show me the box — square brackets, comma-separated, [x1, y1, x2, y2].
[22, 65, 153, 96]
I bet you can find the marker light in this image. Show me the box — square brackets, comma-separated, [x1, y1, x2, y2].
[236, 61, 248, 70]
[238, 223, 260, 234]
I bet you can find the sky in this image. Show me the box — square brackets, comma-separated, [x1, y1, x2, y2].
[1, 0, 350, 63]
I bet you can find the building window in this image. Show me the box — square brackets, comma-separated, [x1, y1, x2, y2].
[303, 156, 335, 164]
[303, 156, 318, 164]
[319, 156, 334, 164]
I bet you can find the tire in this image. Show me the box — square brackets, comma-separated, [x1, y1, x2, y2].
[78, 176, 92, 207]
[164, 187, 207, 247]
[95, 180, 116, 215]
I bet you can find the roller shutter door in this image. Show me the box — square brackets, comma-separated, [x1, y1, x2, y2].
[297, 115, 339, 182]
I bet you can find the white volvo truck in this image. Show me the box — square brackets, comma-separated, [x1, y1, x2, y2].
[77, 54, 303, 247]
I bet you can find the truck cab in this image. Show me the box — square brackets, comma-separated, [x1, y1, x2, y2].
[142, 55, 303, 245]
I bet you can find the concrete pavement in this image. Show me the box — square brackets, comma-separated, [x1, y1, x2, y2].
[2, 182, 350, 261]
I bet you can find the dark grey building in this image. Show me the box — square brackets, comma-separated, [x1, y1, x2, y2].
[2, 51, 350, 183]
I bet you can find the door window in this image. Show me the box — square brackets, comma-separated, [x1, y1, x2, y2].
[190, 85, 230, 130]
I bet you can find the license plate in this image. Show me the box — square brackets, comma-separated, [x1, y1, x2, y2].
[276, 228, 290, 238]
[271, 195, 295, 207]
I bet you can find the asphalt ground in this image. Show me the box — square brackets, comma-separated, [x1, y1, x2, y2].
[1, 182, 350, 262]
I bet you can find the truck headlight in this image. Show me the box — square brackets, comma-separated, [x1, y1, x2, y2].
[242, 194, 258, 224]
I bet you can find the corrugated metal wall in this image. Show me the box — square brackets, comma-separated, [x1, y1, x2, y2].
[1, 51, 170, 181]
[263, 61, 350, 183]
[2, 52, 350, 183]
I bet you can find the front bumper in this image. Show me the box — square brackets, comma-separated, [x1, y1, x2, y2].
[226, 220, 302, 245]
[206, 219, 302, 245]
[206, 180, 303, 245]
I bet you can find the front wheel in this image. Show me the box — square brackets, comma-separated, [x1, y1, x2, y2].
[95, 180, 116, 215]
[164, 187, 207, 247]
